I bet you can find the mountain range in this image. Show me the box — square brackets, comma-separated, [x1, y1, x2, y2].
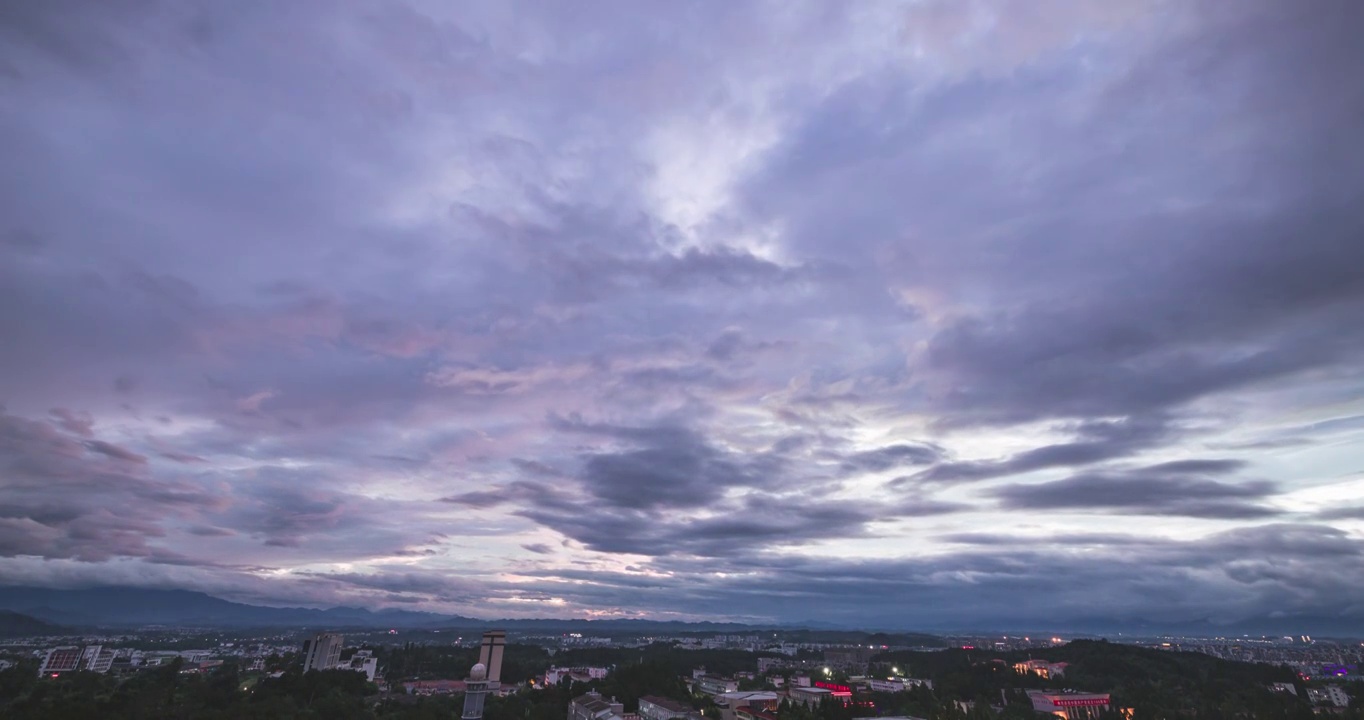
[0, 610, 70, 638]
[0, 586, 1359, 637]
[0, 586, 763, 631]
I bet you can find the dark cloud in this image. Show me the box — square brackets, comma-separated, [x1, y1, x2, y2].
[992, 461, 1280, 519]
[1317, 506, 1364, 521]
[911, 416, 1171, 484]
[837, 443, 942, 473]
[84, 439, 148, 464]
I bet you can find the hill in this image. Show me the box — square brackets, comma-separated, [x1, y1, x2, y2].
[0, 610, 69, 637]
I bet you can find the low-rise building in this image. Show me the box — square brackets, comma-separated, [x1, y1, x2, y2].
[757, 657, 786, 673]
[696, 675, 740, 695]
[545, 666, 610, 686]
[639, 696, 693, 720]
[735, 706, 780, 720]
[1307, 687, 1350, 709]
[1026, 690, 1111, 720]
[39, 646, 84, 677]
[716, 692, 780, 720]
[788, 686, 833, 708]
[343, 650, 378, 681]
[570, 691, 626, 720]
[869, 677, 933, 692]
[404, 679, 465, 695]
[824, 647, 874, 674]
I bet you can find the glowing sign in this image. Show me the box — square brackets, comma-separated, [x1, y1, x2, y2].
[1052, 697, 1110, 708]
[815, 682, 851, 694]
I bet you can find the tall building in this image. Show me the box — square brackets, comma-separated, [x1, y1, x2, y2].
[462, 630, 506, 720]
[301, 632, 344, 673]
[479, 630, 506, 685]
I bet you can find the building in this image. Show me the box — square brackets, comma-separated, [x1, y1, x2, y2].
[479, 630, 507, 686]
[696, 675, 740, 695]
[404, 679, 465, 695]
[869, 678, 933, 692]
[39, 646, 84, 677]
[715, 691, 780, 720]
[1014, 660, 1069, 679]
[1026, 690, 1112, 720]
[735, 706, 780, 720]
[301, 633, 344, 673]
[570, 691, 626, 720]
[757, 657, 787, 673]
[824, 647, 874, 673]
[639, 696, 693, 720]
[1307, 687, 1350, 709]
[545, 666, 610, 686]
[788, 686, 833, 709]
[82, 645, 115, 674]
[344, 649, 378, 681]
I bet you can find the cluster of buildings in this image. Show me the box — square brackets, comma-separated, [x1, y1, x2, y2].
[542, 666, 611, 686]
[34, 644, 226, 676]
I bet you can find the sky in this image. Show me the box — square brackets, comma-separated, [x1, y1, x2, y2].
[1, 0, 1363, 630]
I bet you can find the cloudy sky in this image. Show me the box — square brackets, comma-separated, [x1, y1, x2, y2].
[2, 0, 1363, 629]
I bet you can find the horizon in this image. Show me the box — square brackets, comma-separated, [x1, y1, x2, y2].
[2, 1, 1363, 629]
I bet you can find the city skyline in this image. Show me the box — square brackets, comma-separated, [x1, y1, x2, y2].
[1, 0, 1363, 628]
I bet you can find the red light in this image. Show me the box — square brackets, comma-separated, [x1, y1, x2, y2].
[961, 645, 974, 650]
[51, 673, 59, 678]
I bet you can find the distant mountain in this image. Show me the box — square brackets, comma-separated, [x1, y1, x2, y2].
[960, 613, 1364, 639]
[0, 586, 471, 629]
[0, 586, 781, 631]
[0, 610, 70, 637]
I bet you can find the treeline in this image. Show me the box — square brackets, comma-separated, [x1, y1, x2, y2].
[381, 641, 550, 682]
[0, 658, 378, 719]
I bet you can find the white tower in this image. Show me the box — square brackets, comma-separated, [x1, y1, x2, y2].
[462, 662, 489, 720]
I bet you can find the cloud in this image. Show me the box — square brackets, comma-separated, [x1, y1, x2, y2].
[84, 439, 149, 464]
[911, 416, 1172, 484]
[0, 0, 1360, 626]
[992, 460, 1280, 519]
